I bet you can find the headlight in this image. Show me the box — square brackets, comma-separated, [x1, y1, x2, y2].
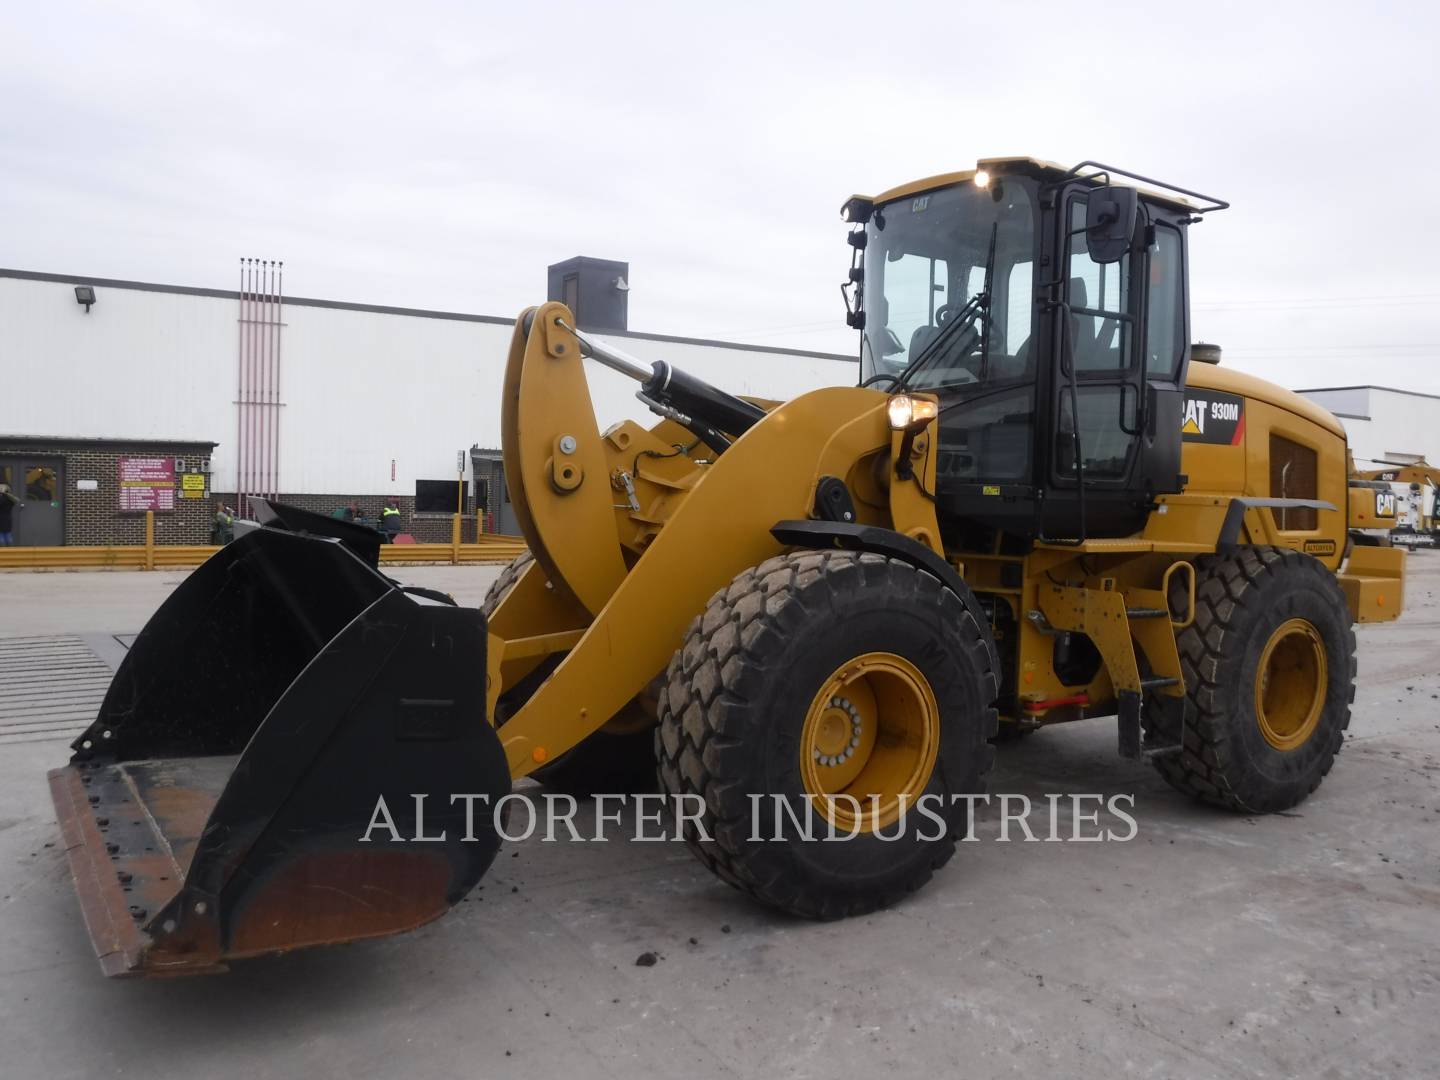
[887, 394, 939, 431]
[973, 169, 991, 189]
[840, 196, 874, 224]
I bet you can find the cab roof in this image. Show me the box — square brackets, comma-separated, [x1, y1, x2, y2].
[857, 157, 1204, 214]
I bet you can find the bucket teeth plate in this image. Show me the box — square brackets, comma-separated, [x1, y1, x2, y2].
[50, 758, 234, 977]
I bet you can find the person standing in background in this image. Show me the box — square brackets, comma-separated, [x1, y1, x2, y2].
[380, 497, 402, 542]
[0, 484, 19, 545]
[212, 502, 235, 545]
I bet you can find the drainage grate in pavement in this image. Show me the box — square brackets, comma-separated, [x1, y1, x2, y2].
[0, 635, 111, 747]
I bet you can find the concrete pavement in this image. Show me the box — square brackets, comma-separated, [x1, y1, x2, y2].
[1, 557, 1437, 1079]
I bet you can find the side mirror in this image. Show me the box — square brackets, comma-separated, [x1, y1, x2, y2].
[1084, 185, 1138, 264]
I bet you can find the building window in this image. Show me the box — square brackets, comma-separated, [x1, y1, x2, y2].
[26, 466, 58, 502]
[1270, 435, 1318, 530]
[414, 479, 463, 514]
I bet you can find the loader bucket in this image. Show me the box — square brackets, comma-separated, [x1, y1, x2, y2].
[48, 505, 510, 977]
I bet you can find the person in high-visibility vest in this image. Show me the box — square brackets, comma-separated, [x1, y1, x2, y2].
[380, 498, 403, 542]
[211, 503, 235, 545]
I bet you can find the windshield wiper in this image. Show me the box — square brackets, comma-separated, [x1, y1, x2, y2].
[894, 222, 998, 392]
[977, 221, 998, 382]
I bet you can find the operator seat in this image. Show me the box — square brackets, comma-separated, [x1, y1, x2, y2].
[908, 324, 941, 366]
[1067, 277, 1096, 368]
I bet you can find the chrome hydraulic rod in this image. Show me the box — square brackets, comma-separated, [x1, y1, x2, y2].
[558, 317, 766, 439]
[558, 319, 652, 382]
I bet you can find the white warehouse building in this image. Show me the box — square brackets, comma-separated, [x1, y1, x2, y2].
[1296, 384, 1440, 535]
[0, 264, 855, 546]
[1294, 385, 1440, 474]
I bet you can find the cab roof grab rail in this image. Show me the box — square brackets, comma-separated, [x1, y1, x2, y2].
[1064, 160, 1230, 215]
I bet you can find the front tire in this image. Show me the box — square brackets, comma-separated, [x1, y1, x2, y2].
[656, 550, 999, 919]
[1145, 546, 1356, 813]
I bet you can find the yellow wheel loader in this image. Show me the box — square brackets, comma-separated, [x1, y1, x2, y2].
[49, 157, 1408, 976]
[1356, 460, 1440, 545]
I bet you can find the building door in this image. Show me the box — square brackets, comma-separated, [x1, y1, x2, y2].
[470, 451, 519, 536]
[0, 458, 65, 546]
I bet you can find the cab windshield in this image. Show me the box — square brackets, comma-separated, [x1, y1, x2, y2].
[861, 177, 1037, 392]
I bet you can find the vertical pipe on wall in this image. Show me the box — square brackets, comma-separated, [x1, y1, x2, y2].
[247, 257, 257, 512]
[251, 259, 261, 505]
[247, 258, 257, 510]
[235, 256, 284, 511]
[260, 260, 270, 501]
[266, 259, 276, 500]
[258, 260, 270, 502]
[240, 258, 251, 513]
[273, 261, 284, 501]
[235, 259, 244, 513]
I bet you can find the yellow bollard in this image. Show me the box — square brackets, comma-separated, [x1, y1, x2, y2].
[144, 510, 155, 571]
[451, 513, 461, 565]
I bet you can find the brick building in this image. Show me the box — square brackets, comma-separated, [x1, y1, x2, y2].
[0, 436, 218, 546]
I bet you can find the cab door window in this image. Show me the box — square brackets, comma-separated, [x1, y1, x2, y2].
[1054, 193, 1142, 483]
[1065, 200, 1132, 371]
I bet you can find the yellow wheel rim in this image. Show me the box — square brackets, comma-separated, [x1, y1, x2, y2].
[799, 652, 940, 833]
[1255, 618, 1328, 751]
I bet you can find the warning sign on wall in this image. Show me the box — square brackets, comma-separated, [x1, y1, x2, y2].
[119, 457, 176, 511]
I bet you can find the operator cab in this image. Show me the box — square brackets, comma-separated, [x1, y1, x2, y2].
[844, 158, 1227, 542]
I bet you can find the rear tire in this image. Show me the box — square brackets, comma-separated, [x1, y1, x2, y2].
[656, 550, 999, 918]
[1144, 547, 1356, 813]
[483, 551, 656, 797]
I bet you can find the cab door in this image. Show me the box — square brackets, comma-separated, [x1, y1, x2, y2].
[1052, 189, 1144, 490]
[1045, 189, 1187, 536]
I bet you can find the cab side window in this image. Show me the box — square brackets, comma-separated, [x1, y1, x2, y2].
[1146, 226, 1185, 380]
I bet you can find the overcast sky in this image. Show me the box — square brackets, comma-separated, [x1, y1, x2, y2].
[4, 1, 1438, 393]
